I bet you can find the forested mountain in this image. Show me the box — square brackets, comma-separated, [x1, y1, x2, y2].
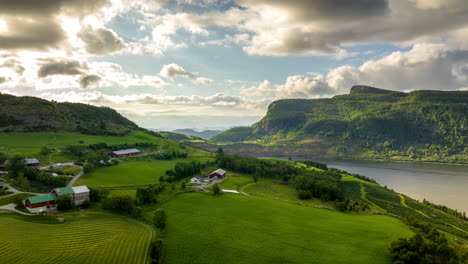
[211, 86, 468, 163]
[0, 93, 139, 136]
[173, 129, 223, 140]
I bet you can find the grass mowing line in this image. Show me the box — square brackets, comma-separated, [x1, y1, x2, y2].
[399, 194, 430, 218]
[360, 183, 386, 214]
[0, 212, 152, 264]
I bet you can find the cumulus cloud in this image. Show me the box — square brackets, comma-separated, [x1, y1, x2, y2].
[242, 43, 468, 99]
[79, 74, 101, 88]
[78, 26, 125, 55]
[0, 0, 110, 51]
[159, 63, 212, 85]
[37, 59, 86, 78]
[160, 63, 195, 79]
[162, 0, 466, 56]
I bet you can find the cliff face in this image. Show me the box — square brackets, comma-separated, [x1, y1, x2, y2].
[211, 86, 468, 162]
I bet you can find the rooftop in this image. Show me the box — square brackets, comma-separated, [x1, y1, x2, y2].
[111, 148, 141, 155]
[24, 158, 40, 164]
[72, 185, 90, 194]
[27, 193, 57, 204]
[212, 168, 226, 175]
[53, 186, 74, 196]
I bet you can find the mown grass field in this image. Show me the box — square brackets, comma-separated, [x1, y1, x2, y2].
[76, 157, 213, 187]
[0, 131, 189, 163]
[0, 212, 152, 264]
[162, 192, 413, 264]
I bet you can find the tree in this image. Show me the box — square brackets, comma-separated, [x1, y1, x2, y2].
[13, 196, 24, 208]
[8, 155, 26, 177]
[16, 173, 30, 192]
[217, 148, 224, 155]
[212, 183, 222, 196]
[153, 209, 167, 230]
[83, 163, 94, 173]
[57, 195, 74, 211]
[40, 146, 52, 156]
[253, 174, 259, 183]
[136, 186, 158, 205]
[89, 187, 109, 202]
[0, 152, 7, 164]
[103, 195, 137, 216]
[170, 183, 176, 191]
[181, 182, 186, 190]
[149, 239, 163, 264]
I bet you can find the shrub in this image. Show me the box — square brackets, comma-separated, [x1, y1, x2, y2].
[149, 239, 163, 264]
[212, 183, 222, 196]
[298, 190, 312, 200]
[153, 209, 167, 230]
[57, 196, 74, 211]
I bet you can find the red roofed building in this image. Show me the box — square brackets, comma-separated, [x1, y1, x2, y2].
[109, 148, 142, 158]
[209, 169, 226, 179]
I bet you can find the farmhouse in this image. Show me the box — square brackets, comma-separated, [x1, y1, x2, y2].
[24, 158, 40, 167]
[209, 169, 226, 179]
[109, 148, 142, 158]
[25, 193, 58, 213]
[25, 185, 90, 213]
[71, 186, 90, 206]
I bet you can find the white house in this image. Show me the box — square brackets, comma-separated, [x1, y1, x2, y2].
[190, 177, 200, 184]
[71, 186, 90, 206]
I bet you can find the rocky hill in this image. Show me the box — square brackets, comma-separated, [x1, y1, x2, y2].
[0, 93, 140, 136]
[211, 86, 468, 163]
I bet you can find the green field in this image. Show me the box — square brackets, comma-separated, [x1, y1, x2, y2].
[76, 157, 213, 187]
[162, 193, 413, 264]
[0, 213, 153, 264]
[0, 131, 187, 162]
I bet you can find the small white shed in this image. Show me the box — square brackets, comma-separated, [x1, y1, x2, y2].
[190, 177, 200, 184]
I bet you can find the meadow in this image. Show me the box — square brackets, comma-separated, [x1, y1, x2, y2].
[0, 131, 185, 162]
[76, 157, 213, 187]
[0, 212, 153, 264]
[162, 192, 413, 264]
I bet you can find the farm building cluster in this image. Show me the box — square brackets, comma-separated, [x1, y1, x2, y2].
[25, 185, 90, 213]
[189, 169, 227, 185]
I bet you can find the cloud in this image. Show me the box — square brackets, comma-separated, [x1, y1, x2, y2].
[37, 59, 86, 78]
[163, 0, 466, 56]
[79, 74, 101, 88]
[194, 77, 213, 85]
[242, 43, 468, 99]
[0, 77, 10, 84]
[0, 0, 110, 51]
[78, 26, 125, 55]
[0, 59, 25, 75]
[160, 63, 195, 79]
[159, 63, 213, 85]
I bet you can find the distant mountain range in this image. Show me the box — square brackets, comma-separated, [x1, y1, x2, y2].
[0, 93, 144, 136]
[173, 129, 223, 140]
[206, 85, 468, 163]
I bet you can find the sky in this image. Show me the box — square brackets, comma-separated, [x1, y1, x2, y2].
[1, 0, 468, 130]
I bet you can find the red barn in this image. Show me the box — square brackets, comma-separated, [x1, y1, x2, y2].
[109, 148, 142, 158]
[209, 169, 226, 179]
[25, 193, 58, 213]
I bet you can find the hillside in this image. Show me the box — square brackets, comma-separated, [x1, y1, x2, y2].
[160, 131, 203, 142]
[0, 93, 139, 136]
[173, 129, 223, 139]
[210, 86, 468, 163]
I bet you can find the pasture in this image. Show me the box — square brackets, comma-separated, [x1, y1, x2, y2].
[0, 213, 152, 264]
[0, 131, 187, 162]
[76, 157, 213, 187]
[162, 193, 413, 264]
